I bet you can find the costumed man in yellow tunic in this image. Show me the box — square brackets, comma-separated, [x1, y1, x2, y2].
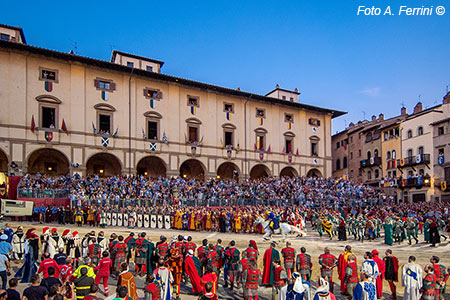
[206, 212, 212, 231]
[87, 207, 96, 226]
[235, 214, 242, 233]
[321, 217, 333, 239]
[189, 211, 196, 231]
[174, 210, 182, 230]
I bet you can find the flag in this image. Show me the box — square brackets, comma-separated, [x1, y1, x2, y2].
[287, 122, 291, 130]
[254, 143, 257, 151]
[190, 106, 196, 115]
[149, 142, 157, 151]
[92, 122, 97, 135]
[226, 112, 230, 120]
[101, 90, 108, 101]
[267, 145, 271, 154]
[282, 146, 286, 154]
[162, 131, 168, 144]
[30, 115, 35, 133]
[296, 149, 299, 156]
[101, 137, 109, 147]
[142, 128, 147, 139]
[113, 128, 118, 137]
[150, 99, 155, 109]
[258, 118, 263, 126]
[61, 119, 68, 135]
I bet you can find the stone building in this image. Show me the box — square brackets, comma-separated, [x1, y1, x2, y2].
[332, 129, 348, 178]
[0, 24, 344, 180]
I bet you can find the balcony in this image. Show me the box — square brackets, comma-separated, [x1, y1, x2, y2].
[397, 154, 430, 168]
[398, 176, 432, 188]
[360, 156, 382, 168]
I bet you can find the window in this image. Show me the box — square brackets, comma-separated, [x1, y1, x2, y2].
[419, 169, 424, 176]
[256, 134, 265, 150]
[358, 150, 361, 157]
[147, 121, 158, 140]
[146, 66, 153, 72]
[374, 149, 379, 157]
[41, 106, 56, 129]
[336, 142, 340, 149]
[308, 118, 321, 126]
[408, 170, 414, 177]
[359, 169, 362, 176]
[285, 138, 293, 154]
[224, 130, 233, 147]
[289, 97, 294, 101]
[336, 159, 341, 170]
[367, 151, 371, 159]
[188, 126, 198, 143]
[438, 126, 444, 136]
[127, 62, 134, 68]
[375, 169, 379, 178]
[343, 156, 348, 168]
[392, 150, 396, 159]
[388, 171, 391, 178]
[95, 79, 115, 91]
[144, 88, 163, 99]
[282, 96, 286, 100]
[418, 146, 424, 155]
[438, 148, 444, 156]
[98, 114, 111, 134]
[311, 142, 318, 156]
[407, 149, 413, 157]
[350, 136, 353, 143]
[39, 68, 58, 82]
[384, 132, 388, 141]
[285, 113, 294, 123]
[386, 151, 391, 160]
[256, 108, 265, 118]
[417, 126, 424, 136]
[224, 103, 234, 113]
[350, 152, 353, 159]
[0, 34, 10, 41]
[187, 96, 199, 107]
[368, 171, 372, 180]
[350, 170, 354, 177]
[393, 170, 397, 177]
[407, 130, 413, 138]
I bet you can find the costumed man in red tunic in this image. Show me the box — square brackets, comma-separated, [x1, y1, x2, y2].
[262, 242, 280, 286]
[338, 245, 356, 294]
[144, 274, 161, 300]
[372, 249, 385, 299]
[94, 251, 112, 296]
[281, 241, 296, 279]
[244, 240, 259, 265]
[185, 249, 203, 294]
[200, 265, 218, 296]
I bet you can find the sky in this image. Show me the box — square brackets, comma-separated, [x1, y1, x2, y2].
[2, 0, 449, 133]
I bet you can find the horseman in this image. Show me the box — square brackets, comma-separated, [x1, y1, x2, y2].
[264, 211, 280, 231]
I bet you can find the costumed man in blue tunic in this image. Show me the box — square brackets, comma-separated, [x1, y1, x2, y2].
[265, 211, 280, 231]
[15, 228, 39, 283]
[279, 272, 311, 300]
[353, 272, 376, 300]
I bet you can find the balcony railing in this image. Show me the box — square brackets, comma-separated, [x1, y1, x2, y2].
[360, 156, 382, 168]
[397, 154, 430, 168]
[17, 188, 70, 199]
[398, 176, 431, 188]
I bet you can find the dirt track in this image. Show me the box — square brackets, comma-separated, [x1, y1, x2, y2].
[8, 221, 450, 300]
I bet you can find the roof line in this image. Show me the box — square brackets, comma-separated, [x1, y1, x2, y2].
[111, 50, 164, 66]
[0, 40, 345, 118]
[0, 24, 26, 44]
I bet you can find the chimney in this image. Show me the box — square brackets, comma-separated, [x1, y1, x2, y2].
[349, 122, 354, 127]
[401, 107, 407, 116]
[276, 84, 280, 89]
[378, 113, 384, 121]
[294, 88, 298, 93]
[236, 87, 240, 91]
[413, 102, 423, 114]
[443, 92, 450, 104]
[371, 115, 376, 122]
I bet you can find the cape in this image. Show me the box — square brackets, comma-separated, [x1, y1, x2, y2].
[185, 256, 202, 293]
[262, 247, 280, 285]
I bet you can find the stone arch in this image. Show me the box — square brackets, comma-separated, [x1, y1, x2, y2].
[217, 162, 240, 181]
[27, 148, 70, 175]
[280, 166, 298, 178]
[250, 164, 271, 179]
[0, 149, 8, 172]
[136, 156, 167, 178]
[306, 168, 322, 178]
[86, 152, 122, 177]
[180, 159, 206, 180]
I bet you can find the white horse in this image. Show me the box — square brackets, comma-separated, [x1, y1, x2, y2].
[253, 216, 306, 242]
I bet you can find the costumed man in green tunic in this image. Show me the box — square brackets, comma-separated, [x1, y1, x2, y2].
[383, 218, 394, 246]
[406, 218, 418, 245]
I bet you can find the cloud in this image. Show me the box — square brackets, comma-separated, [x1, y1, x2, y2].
[359, 87, 380, 97]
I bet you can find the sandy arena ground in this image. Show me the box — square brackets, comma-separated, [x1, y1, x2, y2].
[7, 221, 450, 300]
